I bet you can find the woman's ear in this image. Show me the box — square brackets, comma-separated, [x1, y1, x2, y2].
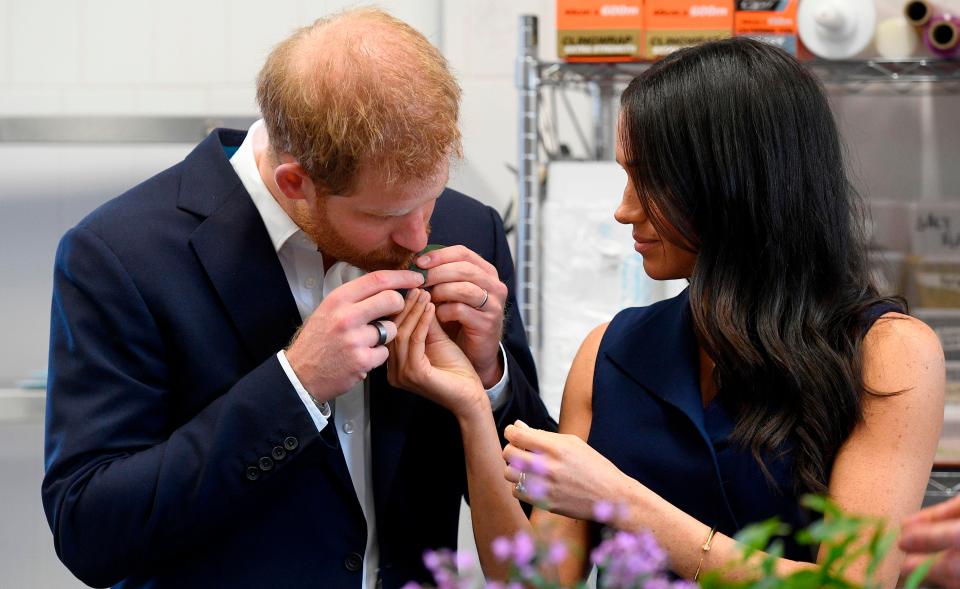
[274, 161, 317, 201]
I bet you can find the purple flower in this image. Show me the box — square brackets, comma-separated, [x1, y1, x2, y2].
[517, 564, 537, 579]
[454, 550, 474, 571]
[613, 531, 640, 552]
[400, 583, 422, 589]
[492, 536, 512, 561]
[592, 529, 670, 588]
[591, 542, 612, 566]
[593, 500, 615, 523]
[433, 568, 455, 589]
[508, 455, 527, 472]
[423, 549, 442, 572]
[548, 540, 569, 565]
[512, 531, 536, 565]
[643, 578, 670, 589]
[524, 474, 549, 501]
[527, 452, 549, 476]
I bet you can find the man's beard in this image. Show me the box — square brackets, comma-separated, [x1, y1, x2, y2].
[290, 198, 427, 272]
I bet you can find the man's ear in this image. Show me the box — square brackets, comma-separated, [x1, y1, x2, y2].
[274, 161, 317, 201]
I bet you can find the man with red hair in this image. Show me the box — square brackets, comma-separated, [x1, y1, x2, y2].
[42, 8, 553, 588]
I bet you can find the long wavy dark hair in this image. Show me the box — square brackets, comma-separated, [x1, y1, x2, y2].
[618, 38, 905, 495]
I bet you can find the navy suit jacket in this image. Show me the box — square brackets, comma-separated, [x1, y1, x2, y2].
[42, 129, 556, 588]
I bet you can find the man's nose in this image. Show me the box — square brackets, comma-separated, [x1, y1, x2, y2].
[392, 213, 429, 253]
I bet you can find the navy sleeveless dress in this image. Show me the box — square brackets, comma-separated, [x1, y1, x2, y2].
[586, 288, 899, 563]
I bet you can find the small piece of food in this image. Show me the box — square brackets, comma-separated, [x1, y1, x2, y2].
[408, 244, 446, 280]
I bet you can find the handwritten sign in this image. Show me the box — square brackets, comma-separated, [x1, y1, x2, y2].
[912, 206, 960, 254]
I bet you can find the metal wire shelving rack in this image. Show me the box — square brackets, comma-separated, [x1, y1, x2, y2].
[514, 14, 960, 362]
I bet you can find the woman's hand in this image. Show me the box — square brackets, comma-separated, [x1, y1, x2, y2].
[387, 288, 488, 420]
[900, 495, 960, 589]
[502, 421, 637, 522]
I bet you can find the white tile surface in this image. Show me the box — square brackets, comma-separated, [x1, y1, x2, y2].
[10, 0, 82, 84]
[448, 78, 520, 214]
[150, 0, 229, 85]
[81, 0, 155, 85]
[207, 85, 259, 115]
[0, 0, 10, 85]
[137, 88, 210, 114]
[442, 0, 555, 78]
[0, 88, 63, 114]
[61, 87, 141, 114]
[225, 0, 304, 85]
[326, 0, 442, 43]
[296, 0, 331, 24]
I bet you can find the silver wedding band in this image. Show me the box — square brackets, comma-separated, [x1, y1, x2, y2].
[370, 320, 388, 347]
[515, 471, 527, 495]
[475, 288, 489, 310]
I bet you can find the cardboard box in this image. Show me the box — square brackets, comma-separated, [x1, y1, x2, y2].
[913, 308, 960, 362]
[557, 1, 645, 61]
[734, 0, 798, 55]
[907, 255, 960, 308]
[911, 202, 960, 257]
[645, 0, 734, 58]
[868, 249, 906, 298]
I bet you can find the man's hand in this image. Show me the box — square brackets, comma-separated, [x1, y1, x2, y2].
[415, 245, 508, 388]
[285, 270, 425, 403]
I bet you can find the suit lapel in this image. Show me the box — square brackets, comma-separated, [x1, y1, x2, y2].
[188, 187, 302, 362]
[604, 290, 708, 438]
[604, 289, 740, 529]
[180, 129, 358, 510]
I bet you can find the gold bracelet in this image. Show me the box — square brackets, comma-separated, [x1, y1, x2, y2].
[693, 526, 718, 582]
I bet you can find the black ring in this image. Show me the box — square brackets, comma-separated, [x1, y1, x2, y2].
[370, 320, 388, 347]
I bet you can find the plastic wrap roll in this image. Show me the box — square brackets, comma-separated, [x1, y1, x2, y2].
[876, 16, 919, 58]
[540, 162, 685, 416]
[905, 0, 934, 28]
[926, 13, 960, 56]
[798, 0, 877, 59]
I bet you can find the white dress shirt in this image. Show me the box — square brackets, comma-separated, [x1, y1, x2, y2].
[230, 120, 510, 589]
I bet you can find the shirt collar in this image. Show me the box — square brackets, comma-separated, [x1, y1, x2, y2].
[229, 119, 301, 254]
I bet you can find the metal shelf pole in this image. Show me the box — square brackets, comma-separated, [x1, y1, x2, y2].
[591, 79, 618, 160]
[516, 15, 542, 360]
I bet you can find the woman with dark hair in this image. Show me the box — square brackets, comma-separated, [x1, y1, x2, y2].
[389, 37, 944, 586]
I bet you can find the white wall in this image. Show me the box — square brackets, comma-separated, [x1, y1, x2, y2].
[0, 0, 442, 115]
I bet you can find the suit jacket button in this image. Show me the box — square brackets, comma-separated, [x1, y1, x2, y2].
[271, 446, 287, 461]
[283, 436, 299, 451]
[344, 552, 362, 572]
[258, 456, 274, 471]
[245, 466, 260, 481]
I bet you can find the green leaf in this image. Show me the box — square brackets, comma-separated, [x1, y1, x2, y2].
[802, 517, 863, 548]
[734, 518, 791, 554]
[801, 495, 840, 516]
[408, 244, 446, 279]
[760, 540, 784, 576]
[779, 569, 832, 589]
[903, 556, 937, 589]
[865, 528, 897, 578]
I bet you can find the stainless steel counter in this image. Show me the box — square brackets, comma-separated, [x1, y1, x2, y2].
[0, 389, 82, 588]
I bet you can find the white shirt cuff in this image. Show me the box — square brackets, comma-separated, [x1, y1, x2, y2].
[277, 350, 331, 433]
[485, 343, 511, 411]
